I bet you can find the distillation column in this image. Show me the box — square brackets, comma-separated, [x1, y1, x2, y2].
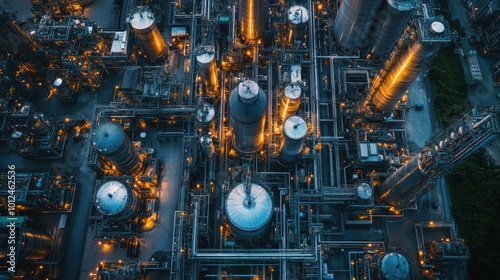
[238, 0, 269, 41]
[333, 0, 384, 50]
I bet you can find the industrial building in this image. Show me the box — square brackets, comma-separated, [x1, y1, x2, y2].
[0, 0, 496, 279]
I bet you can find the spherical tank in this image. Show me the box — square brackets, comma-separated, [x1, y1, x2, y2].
[287, 5, 309, 45]
[378, 253, 410, 280]
[129, 7, 167, 61]
[378, 155, 430, 207]
[369, 38, 438, 113]
[0, 10, 46, 72]
[229, 80, 267, 154]
[333, 0, 384, 50]
[279, 84, 302, 120]
[238, 0, 269, 41]
[279, 116, 307, 166]
[95, 181, 142, 222]
[92, 122, 142, 174]
[196, 102, 216, 135]
[367, 0, 415, 56]
[196, 51, 219, 90]
[226, 183, 273, 240]
[19, 229, 52, 260]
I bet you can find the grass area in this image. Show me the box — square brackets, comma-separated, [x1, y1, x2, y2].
[447, 154, 500, 279]
[428, 47, 471, 126]
[429, 45, 499, 279]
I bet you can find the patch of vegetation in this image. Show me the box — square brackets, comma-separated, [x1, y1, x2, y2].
[428, 47, 471, 126]
[447, 153, 500, 279]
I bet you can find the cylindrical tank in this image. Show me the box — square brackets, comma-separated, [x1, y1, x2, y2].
[238, 0, 269, 41]
[95, 181, 142, 222]
[196, 102, 216, 135]
[286, 5, 309, 45]
[196, 50, 219, 90]
[228, 80, 267, 154]
[225, 182, 273, 240]
[200, 135, 215, 158]
[92, 122, 142, 174]
[367, 0, 415, 56]
[279, 84, 302, 120]
[0, 10, 46, 72]
[333, 0, 384, 50]
[368, 38, 438, 113]
[129, 7, 167, 61]
[279, 116, 307, 165]
[375, 253, 410, 280]
[357, 183, 373, 200]
[19, 229, 52, 260]
[378, 155, 430, 207]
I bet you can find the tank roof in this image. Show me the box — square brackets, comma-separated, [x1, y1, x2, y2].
[92, 122, 125, 154]
[95, 181, 129, 216]
[284, 84, 302, 99]
[238, 80, 260, 103]
[226, 183, 273, 231]
[196, 52, 215, 64]
[196, 103, 215, 123]
[357, 183, 372, 199]
[129, 8, 155, 30]
[381, 253, 410, 280]
[284, 116, 307, 140]
[288, 6, 309, 24]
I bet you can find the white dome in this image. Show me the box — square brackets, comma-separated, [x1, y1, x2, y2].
[95, 181, 129, 216]
[226, 183, 273, 231]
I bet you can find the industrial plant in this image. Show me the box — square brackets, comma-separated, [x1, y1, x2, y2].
[1, 0, 498, 279]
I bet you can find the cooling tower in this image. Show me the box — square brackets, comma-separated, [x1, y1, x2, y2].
[95, 181, 142, 222]
[228, 80, 267, 154]
[92, 122, 142, 174]
[225, 182, 273, 240]
[367, 0, 415, 56]
[333, 0, 384, 50]
[196, 48, 219, 90]
[279, 116, 307, 165]
[238, 0, 269, 41]
[366, 18, 450, 113]
[129, 7, 167, 61]
[286, 5, 309, 45]
[0, 9, 46, 72]
[279, 84, 302, 120]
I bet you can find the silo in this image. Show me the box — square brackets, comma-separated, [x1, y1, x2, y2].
[92, 122, 142, 174]
[367, 0, 415, 56]
[19, 229, 52, 260]
[196, 102, 216, 135]
[279, 84, 302, 120]
[279, 116, 307, 165]
[225, 182, 273, 240]
[228, 80, 267, 154]
[0, 9, 46, 72]
[95, 181, 142, 222]
[333, 0, 384, 50]
[129, 7, 167, 61]
[378, 155, 430, 207]
[366, 19, 449, 113]
[375, 253, 410, 280]
[286, 5, 309, 45]
[238, 0, 269, 41]
[196, 48, 219, 90]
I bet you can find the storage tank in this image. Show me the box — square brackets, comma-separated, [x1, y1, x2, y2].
[228, 80, 267, 154]
[0, 9, 46, 72]
[375, 253, 410, 280]
[279, 116, 307, 165]
[19, 229, 52, 260]
[92, 122, 142, 174]
[225, 182, 273, 240]
[357, 183, 373, 200]
[95, 181, 142, 222]
[367, 0, 415, 56]
[129, 7, 167, 61]
[238, 0, 269, 41]
[378, 154, 430, 207]
[366, 18, 449, 113]
[196, 48, 219, 90]
[279, 84, 302, 120]
[333, 0, 384, 50]
[200, 135, 215, 158]
[196, 102, 216, 135]
[286, 5, 309, 45]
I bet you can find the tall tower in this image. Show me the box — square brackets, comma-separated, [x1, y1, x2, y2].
[238, 0, 269, 42]
[129, 7, 167, 61]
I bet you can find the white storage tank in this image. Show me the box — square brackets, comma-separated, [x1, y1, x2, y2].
[129, 7, 167, 61]
[95, 181, 142, 222]
[279, 116, 307, 166]
[279, 84, 302, 120]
